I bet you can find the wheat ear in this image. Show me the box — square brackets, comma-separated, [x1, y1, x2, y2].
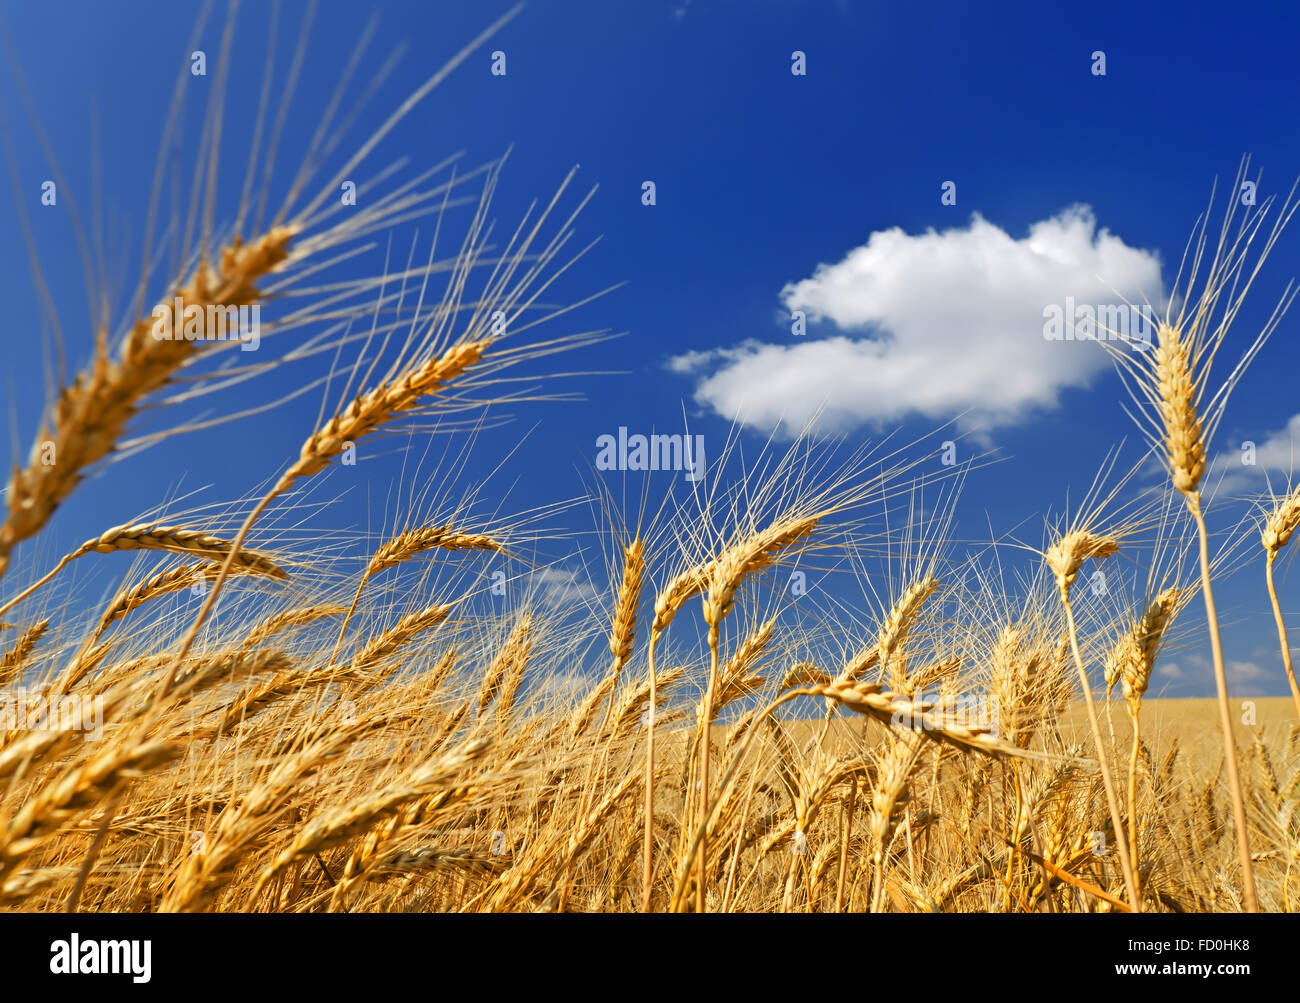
[477, 612, 533, 717]
[94, 563, 221, 640]
[597, 537, 645, 734]
[1263, 486, 1300, 720]
[0, 521, 286, 619]
[0, 228, 295, 579]
[553, 536, 647, 908]
[350, 602, 455, 675]
[0, 618, 50, 686]
[238, 603, 347, 654]
[331, 522, 503, 666]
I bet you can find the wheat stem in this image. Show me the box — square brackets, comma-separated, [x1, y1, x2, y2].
[640, 633, 660, 912]
[1128, 709, 1141, 906]
[695, 623, 721, 913]
[1187, 495, 1258, 911]
[1266, 553, 1300, 721]
[834, 774, 857, 913]
[1060, 594, 1140, 911]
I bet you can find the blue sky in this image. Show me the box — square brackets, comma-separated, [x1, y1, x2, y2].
[3, 0, 1300, 698]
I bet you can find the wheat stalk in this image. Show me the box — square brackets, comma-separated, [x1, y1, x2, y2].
[1103, 166, 1300, 911]
[1048, 527, 1140, 911]
[0, 618, 50, 686]
[868, 732, 923, 912]
[695, 514, 819, 911]
[642, 560, 706, 911]
[1112, 586, 1184, 907]
[1263, 486, 1300, 720]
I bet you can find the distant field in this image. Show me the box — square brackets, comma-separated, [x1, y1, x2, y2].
[1060, 698, 1297, 776]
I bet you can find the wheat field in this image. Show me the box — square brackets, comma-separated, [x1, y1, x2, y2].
[2, 5, 1299, 916]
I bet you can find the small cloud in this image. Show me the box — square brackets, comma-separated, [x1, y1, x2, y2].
[1158, 660, 1183, 679]
[531, 567, 597, 609]
[1210, 413, 1300, 497]
[1228, 659, 1267, 682]
[667, 349, 714, 373]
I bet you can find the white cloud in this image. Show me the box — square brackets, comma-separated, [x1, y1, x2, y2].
[1153, 651, 1285, 698]
[1210, 413, 1300, 497]
[672, 206, 1163, 436]
[530, 567, 597, 609]
[1228, 659, 1267, 682]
